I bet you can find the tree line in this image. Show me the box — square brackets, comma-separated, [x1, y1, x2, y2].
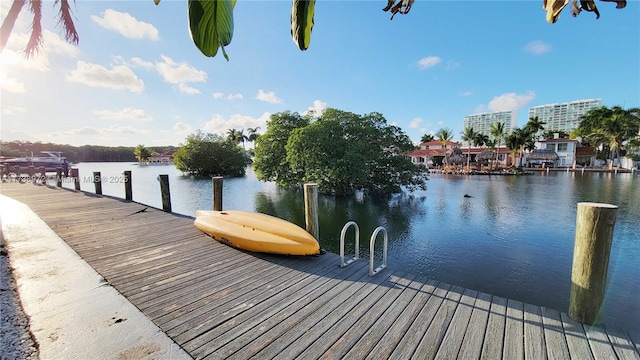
[0, 141, 178, 163]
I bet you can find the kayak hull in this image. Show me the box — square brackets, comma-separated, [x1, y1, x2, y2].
[194, 210, 320, 256]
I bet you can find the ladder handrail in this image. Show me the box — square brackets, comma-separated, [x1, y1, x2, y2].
[339, 221, 359, 268]
[369, 226, 388, 276]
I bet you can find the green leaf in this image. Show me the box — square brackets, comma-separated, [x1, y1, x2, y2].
[188, 0, 234, 58]
[291, 0, 315, 51]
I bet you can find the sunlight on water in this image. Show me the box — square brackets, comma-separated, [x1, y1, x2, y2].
[63, 163, 639, 333]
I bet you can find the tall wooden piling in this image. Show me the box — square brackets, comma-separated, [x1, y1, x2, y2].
[93, 172, 102, 195]
[55, 168, 62, 187]
[304, 183, 319, 240]
[124, 171, 132, 201]
[158, 175, 171, 212]
[569, 202, 617, 325]
[70, 169, 80, 190]
[212, 176, 223, 211]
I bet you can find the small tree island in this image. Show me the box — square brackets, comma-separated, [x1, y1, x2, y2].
[253, 108, 428, 197]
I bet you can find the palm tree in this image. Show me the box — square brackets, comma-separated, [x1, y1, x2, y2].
[1, 0, 79, 56]
[420, 133, 435, 143]
[524, 116, 546, 140]
[435, 128, 453, 150]
[485, 138, 497, 170]
[133, 144, 152, 163]
[247, 127, 261, 147]
[460, 126, 477, 170]
[574, 106, 640, 163]
[490, 121, 506, 170]
[504, 129, 527, 167]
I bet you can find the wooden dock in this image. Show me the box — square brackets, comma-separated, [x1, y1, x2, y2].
[1, 182, 639, 359]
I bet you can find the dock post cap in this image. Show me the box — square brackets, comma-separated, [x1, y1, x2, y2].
[577, 202, 618, 209]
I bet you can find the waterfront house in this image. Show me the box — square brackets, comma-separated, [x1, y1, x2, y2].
[533, 137, 596, 167]
[147, 151, 175, 165]
[409, 140, 510, 168]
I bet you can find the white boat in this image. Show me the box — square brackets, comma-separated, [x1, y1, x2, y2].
[1, 151, 72, 173]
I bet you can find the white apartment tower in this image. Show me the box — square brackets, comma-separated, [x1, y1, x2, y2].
[463, 110, 518, 139]
[527, 98, 602, 133]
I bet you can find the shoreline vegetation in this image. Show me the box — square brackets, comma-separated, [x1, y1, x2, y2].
[430, 167, 636, 175]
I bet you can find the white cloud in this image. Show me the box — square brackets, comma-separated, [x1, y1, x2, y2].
[93, 107, 152, 121]
[256, 89, 283, 104]
[91, 9, 159, 41]
[2, 106, 27, 115]
[66, 61, 144, 93]
[46, 125, 151, 143]
[1, 30, 78, 72]
[156, 55, 207, 84]
[306, 100, 327, 116]
[524, 41, 552, 55]
[212, 92, 243, 100]
[0, 76, 26, 93]
[409, 117, 422, 129]
[203, 112, 271, 135]
[131, 57, 155, 69]
[178, 83, 201, 94]
[172, 122, 193, 136]
[487, 91, 536, 111]
[459, 91, 473, 97]
[418, 56, 441, 69]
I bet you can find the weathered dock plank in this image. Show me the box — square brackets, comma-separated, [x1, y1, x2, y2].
[411, 285, 464, 359]
[434, 288, 478, 360]
[540, 307, 570, 360]
[604, 326, 640, 360]
[561, 312, 595, 360]
[480, 295, 507, 360]
[366, 279, 440, 359]
[1, 182, 638, 360]
[503, 299, 524, 360]
[524, 302, 547, 360]
[457, 291, 492, 360]
[388, 282, 453, 359]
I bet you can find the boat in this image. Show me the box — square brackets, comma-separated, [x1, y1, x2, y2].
[0, 151, 72, 173]
[194, 210, 320, 256]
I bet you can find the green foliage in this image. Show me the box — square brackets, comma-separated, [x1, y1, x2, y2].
[0, 141, 178, 163]
[420, 133, 434, 143]
[173, 130, 248, 177]
[253, 111, 311, 185]
[253, 108, 427, 197]
[573, 106, 640, 160]
[134, 145, 153, 162]
[435, 128, 453, 147]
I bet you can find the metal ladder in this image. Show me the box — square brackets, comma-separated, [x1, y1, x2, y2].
[339, 221, 388, 276]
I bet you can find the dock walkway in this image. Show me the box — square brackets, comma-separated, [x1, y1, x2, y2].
[1, 183, 639, 359]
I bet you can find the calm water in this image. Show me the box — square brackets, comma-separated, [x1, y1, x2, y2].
[64, 163, 639, 333]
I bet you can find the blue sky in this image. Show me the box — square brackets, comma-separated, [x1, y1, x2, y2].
[1, 0, 638, 147]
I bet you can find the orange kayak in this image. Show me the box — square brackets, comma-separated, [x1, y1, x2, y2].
[194, 210, 320, 256]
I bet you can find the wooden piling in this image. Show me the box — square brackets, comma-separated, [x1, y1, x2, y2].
[569, 202, 617, 325]
[28, 165, 35, 177]
[304, 183, 319, 240]
[70, 169, 80, 190]
[158, 174, 171, 212]
[56, 167, 62, 187]
[124, 171, 132, 201]
[93, 171, 102, 195]
[213, 176, 223, 211]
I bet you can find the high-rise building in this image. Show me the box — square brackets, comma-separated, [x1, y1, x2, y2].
[527, 98, 602, 133]
[463, 110, 517, 140]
